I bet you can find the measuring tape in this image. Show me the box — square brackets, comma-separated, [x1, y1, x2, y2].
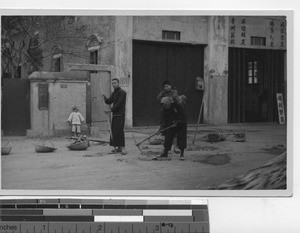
[0, 199, 209, 233]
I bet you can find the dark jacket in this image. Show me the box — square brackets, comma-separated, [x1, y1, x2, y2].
[162, 101, 187, 126]
[156, 89, 178, 103]
[104, 87, 127, 116]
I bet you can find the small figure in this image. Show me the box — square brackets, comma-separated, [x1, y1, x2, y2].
[67, 106, 85, 138]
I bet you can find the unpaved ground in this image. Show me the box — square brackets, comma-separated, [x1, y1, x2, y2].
[1, 123, 287, 190]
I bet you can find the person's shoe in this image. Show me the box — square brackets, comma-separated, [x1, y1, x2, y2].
[173, 146, 181, 154]
[109, 147, 121, 154]
[180, 152, 185, 161]
[121, 148, 127, 155]
[157, 150, 168, 158]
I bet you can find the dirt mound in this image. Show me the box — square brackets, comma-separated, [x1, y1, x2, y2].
[191, 154, 231, 166]
[187, 145, 219, 151]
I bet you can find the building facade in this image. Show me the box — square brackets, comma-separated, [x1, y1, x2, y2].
[2, 15, 287, 135]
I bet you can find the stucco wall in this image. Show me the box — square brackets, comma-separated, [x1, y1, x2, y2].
[228, 16, 286, 50]
[29, 82, 49, 135]
[204, 16, 229, 125]
[115, 16, 133, 127]
[133, 16, 208, 44]
[27, 72, 87, 136]
[51, 81, 86, 131]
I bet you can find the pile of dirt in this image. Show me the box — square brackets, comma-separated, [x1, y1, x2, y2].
[82, 153, 104, 157]
[191, 154, 231, 166]
[186, 145, 219, 151]
[263, 144, 286, 155]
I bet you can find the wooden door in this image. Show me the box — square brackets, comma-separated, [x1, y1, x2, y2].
[90, 72, 111, 130]
[228, 48, 285, 123]
[244, 49, 267, 122]
[133, 40, 205, 126]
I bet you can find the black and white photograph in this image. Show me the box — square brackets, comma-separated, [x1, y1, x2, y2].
[1, 14, 289, 193]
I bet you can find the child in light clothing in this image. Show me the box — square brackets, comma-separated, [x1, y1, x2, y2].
[68, 106, 85, 138]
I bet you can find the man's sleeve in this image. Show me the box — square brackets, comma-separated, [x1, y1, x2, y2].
[104, 93, 113, 105]
[111, 90, 126, 113]
[156, 90, 165, 103]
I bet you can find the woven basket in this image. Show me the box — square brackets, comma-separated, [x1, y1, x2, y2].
[67, 140, 89, 150]
[35, 140, 57, 153]
[1, 147, 12, 155]
[35, 144, 57, 153]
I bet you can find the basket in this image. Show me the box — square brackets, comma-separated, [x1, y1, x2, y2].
[233, 132, 247, 142]
[207, 133, 221, 142]
[34, 140, 57, 153]
[67, 140, 89, 150]
[1, 147, 12, 155]
[148, 135, 164, 145]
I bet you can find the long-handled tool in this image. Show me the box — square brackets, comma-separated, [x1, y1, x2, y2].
[192, 96, 204, 145]
[99, 81, 114, 145]
[133, 123, 177, 155]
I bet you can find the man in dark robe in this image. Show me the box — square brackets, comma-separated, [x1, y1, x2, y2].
[103, 78, 127, 155]
[158, 96, 187, 160]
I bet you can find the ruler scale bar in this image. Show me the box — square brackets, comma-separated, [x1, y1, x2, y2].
[0, 199, 209, 233]
[0, 222, 209, 233]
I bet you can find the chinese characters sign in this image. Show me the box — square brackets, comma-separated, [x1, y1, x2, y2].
[276, 93, 286, 124]
[228, 16, 286, 50]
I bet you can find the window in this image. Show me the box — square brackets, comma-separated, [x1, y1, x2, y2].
[52, 46, 63, 72]
[247, 61, 261, 84]
[53, 57, 61, 72]
[162, 30, 181, 40]
[38, 83, 49, 110]
[89, 50, 98, 65]
[250, 36, 266, 46]
[87, 35, 100, 73]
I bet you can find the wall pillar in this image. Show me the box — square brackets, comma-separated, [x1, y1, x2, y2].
[203, 16, 229, 125]
[115, 16, 133, 127]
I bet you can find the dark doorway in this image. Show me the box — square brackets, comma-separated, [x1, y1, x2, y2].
[228, 48, 285, 123]
[133, 40, 205, 126]
[1, 78, 30, 135]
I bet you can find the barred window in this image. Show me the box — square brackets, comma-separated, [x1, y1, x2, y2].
[162, 30, 181, 40]
[250, 36, 266, 46]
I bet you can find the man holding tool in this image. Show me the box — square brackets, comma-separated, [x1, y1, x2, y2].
[156, 80, 178, 134]
[103, 78, 127, 155]
[158, 95, 187, 160]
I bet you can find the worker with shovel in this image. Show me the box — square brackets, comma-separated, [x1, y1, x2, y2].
[158, 95, 187, 160]
[103, 78, 127, 155]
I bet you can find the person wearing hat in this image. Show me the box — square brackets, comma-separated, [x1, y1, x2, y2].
[103, 78, 127, 155]
[67, 106, 85, 138]
[159, 96, 187, 160]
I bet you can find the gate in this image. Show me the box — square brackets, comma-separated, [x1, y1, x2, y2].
[1, 78, 30, 135]
[133, 40, 205, 126]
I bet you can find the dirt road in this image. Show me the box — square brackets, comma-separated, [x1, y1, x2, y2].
[1, 123, 287, 190]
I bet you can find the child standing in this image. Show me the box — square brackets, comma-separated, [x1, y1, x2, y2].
[67, 106, 85, 138]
